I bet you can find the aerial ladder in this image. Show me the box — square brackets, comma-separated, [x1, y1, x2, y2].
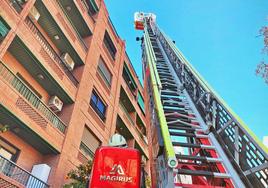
[134, 12, 268, 188]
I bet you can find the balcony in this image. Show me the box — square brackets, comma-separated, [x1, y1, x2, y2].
[81, 0, 99, 17]
[0, 62, 66, 133]
[8, 36, 74, 104]
[122, 63, 138, 99]
[33, 0, 84, 66]
[24, 17, 78, 87]
[119, 101, 148, 146]
[119, 101, 135, 126]
[57, 0, 92, 51]
[0, 155, 48, 188]
[116, 115, 149, 158]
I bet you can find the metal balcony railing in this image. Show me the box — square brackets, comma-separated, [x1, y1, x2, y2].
[0, 62, 67, 133]
[24, 17, 79, 87]
[119, 101, 135, 125]
[0, 155, 49, 188]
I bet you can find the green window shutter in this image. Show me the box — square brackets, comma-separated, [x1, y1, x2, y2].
[137, 92, 145, 114]
[0, 18, 9, 38]
[89, 0, 99, 12]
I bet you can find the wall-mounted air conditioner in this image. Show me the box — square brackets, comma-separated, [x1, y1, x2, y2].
[61, 53, 75, 71]
[27, 164, 51, 188]
[29, 6, 40, 21]
[48, 96, 63, 112]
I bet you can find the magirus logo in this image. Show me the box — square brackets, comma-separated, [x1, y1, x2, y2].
[110, 164, 125, 175]
[99, 164, 133, 183]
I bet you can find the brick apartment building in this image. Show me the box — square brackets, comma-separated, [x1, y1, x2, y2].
[0, 0, 150, 187]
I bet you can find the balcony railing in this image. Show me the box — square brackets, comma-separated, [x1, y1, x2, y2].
[119, 101, 148, 145]
[119, 101, 135, 125]
[8, 0, 26, 13]
[0, 155, 49, 188]
[123, 77, 137, 100]
[57, 1, 89, 51]
[24, 17, 79, 87]
[0, 62, 67, 133]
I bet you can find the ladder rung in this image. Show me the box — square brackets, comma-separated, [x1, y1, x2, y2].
[169, 132, 208, 138]
[177, 169, 230, 178]
[168, 125, 201, 132]
[167, 119, 199, 127]
[173, 142, 215, 150]
[176, 154, 222, 162]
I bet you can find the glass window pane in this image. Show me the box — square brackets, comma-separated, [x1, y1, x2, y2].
[90, 90, 107, 120]
[91, 92, 97, 104]
[97, 100, 105, 114]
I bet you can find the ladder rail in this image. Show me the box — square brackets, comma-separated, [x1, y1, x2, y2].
[143, 23, 177, 169]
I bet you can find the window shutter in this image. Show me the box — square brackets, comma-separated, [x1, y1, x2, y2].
[81, 127, 100, 153]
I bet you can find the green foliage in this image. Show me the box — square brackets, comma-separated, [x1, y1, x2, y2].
[63, 160, 92, 188]
[256, 26, 268, 84]
[145, 176, 151, 188]
[63, 181, 85, 188]
[0, 125, 9, 133]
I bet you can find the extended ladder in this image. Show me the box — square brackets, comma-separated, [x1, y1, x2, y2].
[140, 14, 268, 188]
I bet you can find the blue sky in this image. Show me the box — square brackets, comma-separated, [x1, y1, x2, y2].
[105, 0, 268, 141]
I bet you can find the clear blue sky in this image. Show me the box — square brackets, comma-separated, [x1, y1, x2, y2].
[105, 0, 268, 141]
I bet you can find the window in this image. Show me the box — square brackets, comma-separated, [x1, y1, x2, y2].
[137, 91, 145, 114]
[0, 17, 10, 42]
[0, 137, 19, 162]
[90, 90, 107, 121]
[97, 56, 112, 87]
[79, 126, 101, 160]
[103, 31, 117, 60]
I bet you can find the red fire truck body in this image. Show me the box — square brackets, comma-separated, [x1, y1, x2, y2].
[89, 146, 141, 188]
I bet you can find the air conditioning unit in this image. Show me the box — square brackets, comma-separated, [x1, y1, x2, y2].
[61, 53, 75, 71]
[27, 164, 51, 188]
[48, 96, 63, 112]
[29, 6, 40, 21]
